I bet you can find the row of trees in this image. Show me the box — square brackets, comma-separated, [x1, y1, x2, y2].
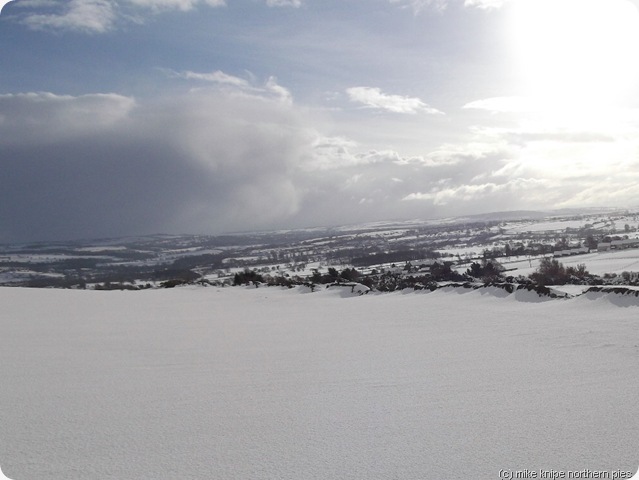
[77, 253, 604, 290]
[231, 256, 601, 291]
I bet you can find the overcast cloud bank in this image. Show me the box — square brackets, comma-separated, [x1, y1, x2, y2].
[3, 81, 638, 242]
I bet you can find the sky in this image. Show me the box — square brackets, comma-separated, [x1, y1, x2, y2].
[1, 0, 639, 242]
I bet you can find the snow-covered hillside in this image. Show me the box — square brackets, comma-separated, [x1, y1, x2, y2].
[0, 286, 638, 479]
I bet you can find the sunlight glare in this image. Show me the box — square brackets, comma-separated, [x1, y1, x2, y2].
[510, 0, 639, 108]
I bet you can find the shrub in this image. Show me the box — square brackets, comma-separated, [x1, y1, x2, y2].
[529, 258, 569, 286]
[233, 269, 264, 286]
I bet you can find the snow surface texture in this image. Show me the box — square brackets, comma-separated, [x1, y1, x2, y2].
[0, 286, 638, 479]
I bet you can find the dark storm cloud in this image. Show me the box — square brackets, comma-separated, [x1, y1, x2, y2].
[0, 90, 309, 242]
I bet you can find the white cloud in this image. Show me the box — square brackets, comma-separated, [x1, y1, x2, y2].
[177, 70, 251, 88]
[346, 86, 442, 115]
[389, 0, 448, 13]
[423, 143, 508, 166]
[402, 178, 548, 206]
[265, 76, 292, 104]
[17, 0, 227, 32]
[308, 137, 428, 171]
[308, 136, 371, 171]
[265, 0, 301, 7]
[174, 69, 293, 104]
[23, 0, 117, 33]
[15, 0, 304, 33]
[463, 96, 538, 113]
[463, 0, 511, 9]
[390, 0, 510, 13]
[127, 0, 225, 12]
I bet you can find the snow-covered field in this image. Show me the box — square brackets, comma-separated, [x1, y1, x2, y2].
[502, 219, 597, 234]
[500, 249, 639, 278]
[1, 286, 638, 479]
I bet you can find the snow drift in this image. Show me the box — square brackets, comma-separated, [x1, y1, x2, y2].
[0, 286, 637, 479]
